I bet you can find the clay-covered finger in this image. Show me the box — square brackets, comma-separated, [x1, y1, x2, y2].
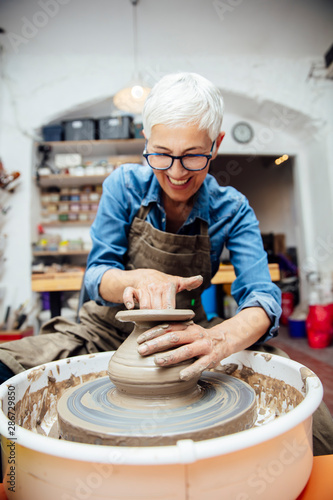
[137, 324, 202, 353]
[153, 344, 196, 366]
[137, 324, 170, 345]
[179, 355, 212, 381]
[160, 282, 176, 309]
[137, 289, 153, 309]
[147, 283, 165, 309]
[153, 338, 213, 366]
[123, 287, 137, 309]
[177, 275, 203, 292]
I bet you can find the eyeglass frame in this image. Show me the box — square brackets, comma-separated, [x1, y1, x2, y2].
[143, 140, 216, 172]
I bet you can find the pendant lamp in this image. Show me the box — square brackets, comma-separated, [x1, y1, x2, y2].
[113, 0, 151, 114]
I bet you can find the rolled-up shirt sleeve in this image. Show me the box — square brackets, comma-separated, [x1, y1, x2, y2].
[226, 195, 281, 342]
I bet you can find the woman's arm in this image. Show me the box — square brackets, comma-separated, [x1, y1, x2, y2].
[137, 306, 271, 380]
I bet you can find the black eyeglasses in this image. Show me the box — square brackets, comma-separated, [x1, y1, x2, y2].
[143, 141, 215, 172]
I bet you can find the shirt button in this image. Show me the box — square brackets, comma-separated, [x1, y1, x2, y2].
[162, 218, 165, 222]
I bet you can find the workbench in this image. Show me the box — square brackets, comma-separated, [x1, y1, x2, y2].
[31, 271, 84, 317]
[31, 264, 280, 317]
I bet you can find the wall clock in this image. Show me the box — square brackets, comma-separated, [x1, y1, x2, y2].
[232, 122, 254, 144]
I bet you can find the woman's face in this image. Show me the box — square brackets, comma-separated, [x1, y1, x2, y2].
[146, 124, 224, 205]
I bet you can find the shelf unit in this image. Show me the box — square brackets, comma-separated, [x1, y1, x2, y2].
[33, 250, 89, 256]
[36, 138, 145, 170]
[37, 174, 109, 188]
[32, 138, 145, 304]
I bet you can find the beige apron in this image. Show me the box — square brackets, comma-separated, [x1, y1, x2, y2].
[0, 205, 331, 455]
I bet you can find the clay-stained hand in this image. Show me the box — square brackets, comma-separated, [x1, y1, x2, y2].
[136, 308, 271, 381]
[137, 321, 228, 381]
[123, 270, 203, 310]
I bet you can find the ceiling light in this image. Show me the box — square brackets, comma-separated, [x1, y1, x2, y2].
[113, 0, 151, 114]
[275, 154, 289, 166]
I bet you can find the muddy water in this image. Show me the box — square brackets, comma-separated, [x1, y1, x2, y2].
[13, 363, 303, 440]
[216, 364, 303, 425]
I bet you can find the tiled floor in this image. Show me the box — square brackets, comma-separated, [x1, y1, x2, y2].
[267, 325, 333, 415]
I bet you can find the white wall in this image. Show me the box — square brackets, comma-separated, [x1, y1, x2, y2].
[0, 0, 332, 317]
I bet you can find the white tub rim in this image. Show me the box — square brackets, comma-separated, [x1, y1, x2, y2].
[0, 350, 323, 465]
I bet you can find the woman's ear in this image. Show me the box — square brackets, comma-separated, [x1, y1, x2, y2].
[212, 132, 225, 159]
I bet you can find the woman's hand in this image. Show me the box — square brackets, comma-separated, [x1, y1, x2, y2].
[123, 270, 203, 309]
[100, 268, 203, 309]
[137, 307, 271, 380]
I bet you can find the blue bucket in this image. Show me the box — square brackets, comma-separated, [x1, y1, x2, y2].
[288, 318, 307, 338]
[201, 285, 218, 320]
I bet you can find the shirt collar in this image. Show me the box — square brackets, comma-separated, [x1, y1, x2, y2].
[141, 172, 163, 206]
[141, 171, 210, 224]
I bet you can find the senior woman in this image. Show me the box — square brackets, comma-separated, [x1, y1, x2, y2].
[84, 72, 280, 382]
[0, 73, 331, 455]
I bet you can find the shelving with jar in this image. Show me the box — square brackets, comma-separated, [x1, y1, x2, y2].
[32, 137, 145, 262]
[39, 184, 102, 226]
[31, 120, 146, 315]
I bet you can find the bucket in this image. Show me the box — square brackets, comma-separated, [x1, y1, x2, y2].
[201, 285, 218, 320]
[281, 292, 294, 325]
[288, 318, 307, 338]
[306, 304, 333, 348]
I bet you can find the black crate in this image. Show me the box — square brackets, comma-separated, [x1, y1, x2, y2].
[42, 124, 63, 142]
[133, 122, 144, 139]
[63, 119, 96, 141]
[97, 116, 134, 140]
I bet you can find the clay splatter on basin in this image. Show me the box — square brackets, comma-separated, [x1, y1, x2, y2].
[11, 309, 304, 447]
[12, 364, 303, 442]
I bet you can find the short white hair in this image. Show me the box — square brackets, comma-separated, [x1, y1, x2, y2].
[142, 72, 224, 140]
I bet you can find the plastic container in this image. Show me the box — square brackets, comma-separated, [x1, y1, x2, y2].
[63, 119, 96, 141]
[42, 124, 63, 142]
[281, 291, 295, 325]
[201, 285, 218, 320]
[0, 327, 33, 343]
[97, 116, 134, 140]
[306, 304, 332, 348]
[288, 318, 307, 338]
[134, 122, 144, 138]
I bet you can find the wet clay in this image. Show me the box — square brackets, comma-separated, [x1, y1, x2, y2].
[107, 309, 200, 403]
[13, 362, 304, 443]
[216, 364, 303, 425]
[12, 311, 305, 446]
[57, 310, 257, 445]
[14, 368, 107, 435]
[57, 371, 257, 446]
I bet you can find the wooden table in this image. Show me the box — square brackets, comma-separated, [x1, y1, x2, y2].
[31, 264, 280, 317]
[31, 271, 85, 292]
[31, 271, 84, 317]
[211, 263, 280, 284]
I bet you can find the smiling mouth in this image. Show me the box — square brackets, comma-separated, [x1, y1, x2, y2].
[167, 176, 190, 186]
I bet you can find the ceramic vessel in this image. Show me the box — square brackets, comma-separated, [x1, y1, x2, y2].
[0, 350, 323, 500]
[108, 309, 199, 400]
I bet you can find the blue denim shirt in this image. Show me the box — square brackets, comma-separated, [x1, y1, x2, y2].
[85, 164, 281, 342]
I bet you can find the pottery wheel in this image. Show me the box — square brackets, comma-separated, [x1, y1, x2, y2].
[57, 371, 257, 446]
[58, 310, 257, 446]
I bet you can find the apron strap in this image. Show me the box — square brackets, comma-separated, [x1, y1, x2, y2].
[136, 204, 209, 237]
[135, 204, 151, 221]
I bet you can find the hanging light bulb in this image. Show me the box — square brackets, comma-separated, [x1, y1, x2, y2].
[131, 85, 144, 99]
[113, 0, 151, 114]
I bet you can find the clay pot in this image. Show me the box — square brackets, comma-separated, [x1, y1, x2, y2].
[107, 309, 199, 405]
